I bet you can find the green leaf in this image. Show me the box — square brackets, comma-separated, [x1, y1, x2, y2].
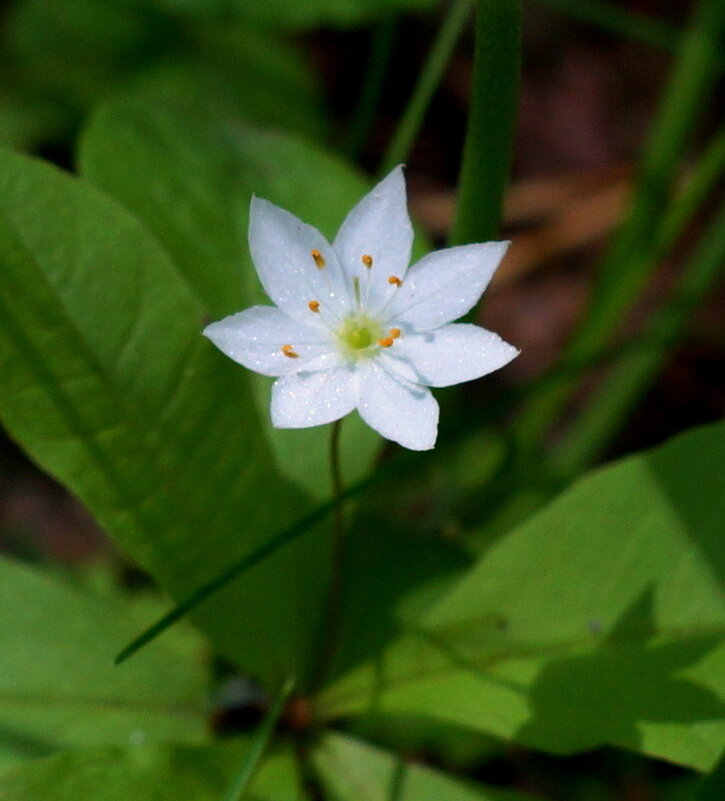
[0, 556, 208, 768]
[327, 519, 471, 682]
[313, 732, 539, 801]
[697, 751, 725, 800]
[0, 146, 326, 683]
[78, 96, 384, 498]
[318, 422, 725, 770]
[2, 0, 327, 146]
[450, 0, 520, 245]
[0, 741, 301, 801]
[141, 0, 441, 29]
[123, 23, 329, 141]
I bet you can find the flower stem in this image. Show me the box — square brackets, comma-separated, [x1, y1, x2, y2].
[381, 0, 473, 175]
[330, 417, 345, 542]
[312, 418, 346, 689]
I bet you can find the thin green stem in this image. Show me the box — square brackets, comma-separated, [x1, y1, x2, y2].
[344, 15, 398, 161]
[534, 0, 679, 52]
[312, 418, 346, 688]
[554, 194, 725, 475]
[381, 0, 473, 174]
[513, 0, 725, 455]
[220, 676, 295, 801]
[450, 0, 521, 245]
[330, 417, 345, 537]
[387, 756, 407, 801]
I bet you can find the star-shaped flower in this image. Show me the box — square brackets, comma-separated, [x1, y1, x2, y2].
[203, 167, 518, 450]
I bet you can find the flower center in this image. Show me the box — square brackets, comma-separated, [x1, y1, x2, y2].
[338, 315, 383, 356]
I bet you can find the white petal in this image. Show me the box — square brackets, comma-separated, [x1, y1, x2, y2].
[333, 166, 413, 313]
[383, 323, 519, 387]
[356, 361, 438, 451]
[387, 242, 509, 330]
[203, 306, 338, 377]
[271, 366, 357, 428]
[249, 197, 352, 325]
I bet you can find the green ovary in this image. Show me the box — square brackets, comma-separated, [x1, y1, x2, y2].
[338, 315, 383, 356]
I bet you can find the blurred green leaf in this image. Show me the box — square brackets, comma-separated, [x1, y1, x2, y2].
[451, 0, 520, 245]
[1, 0, 327, 149]
[79, 96, 383, 498]
[0, 741, 301, 800]
[319, 422, 725, 770]
[124, 22, 329, 140]
[313, 732, 539, 800]
[0, 147, 327, 684]
[0, 93, 65, 152]
[3, 0, 150, 110]
[697, 751, 725, 800]
[141, 0, 441, 29]
[0, 556, 208, 769]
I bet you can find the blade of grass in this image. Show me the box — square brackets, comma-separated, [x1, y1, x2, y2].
[554, 193, 725, 474]
[381, 0, 473, 174]
[115, 472, 377, 665]
[221, 677, 295, 801]
[513, 0, 725, 455]
[450, 0, 521, 245]
[344, 15, 398, 161]
[534, 0, 679, 52]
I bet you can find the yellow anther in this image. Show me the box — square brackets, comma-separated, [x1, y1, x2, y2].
[361, 254, 373, 268]
[308, 300, 320, 313]
[390, 328, 401, 339]
[311, 249, 326, 269]
[388, 275, 402, 287]
[281, 344, 299, 358]
[378, 336, 394, 348]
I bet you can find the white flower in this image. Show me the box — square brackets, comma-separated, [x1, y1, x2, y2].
[203, 167, 518, 451]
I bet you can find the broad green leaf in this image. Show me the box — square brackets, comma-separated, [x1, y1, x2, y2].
[0, 741, 301, 801]
[0, 147, 327, 684]
[327, 518, 471, 681]
[313, 732, 538, 801]
[318, 422, 725, 770]
[0, 556, 208, 768]
[79, 96, 385, 498]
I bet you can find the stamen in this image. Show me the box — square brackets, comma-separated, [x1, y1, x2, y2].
[353, 276, 362, 306]
[378, 336, 394, 348]
[311, 249, 326, 269]
[361, 254, 373, 268]
[308, 300, 320, 313]
[390, 328, 401, 339]
[281, 344, 299, 358]
[388, 275, 402, 287]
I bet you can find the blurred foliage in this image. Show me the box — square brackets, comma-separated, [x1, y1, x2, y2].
[0, 741, 302, 800]
[0, 0, 722, 797]
[0, 0, 329, 151]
